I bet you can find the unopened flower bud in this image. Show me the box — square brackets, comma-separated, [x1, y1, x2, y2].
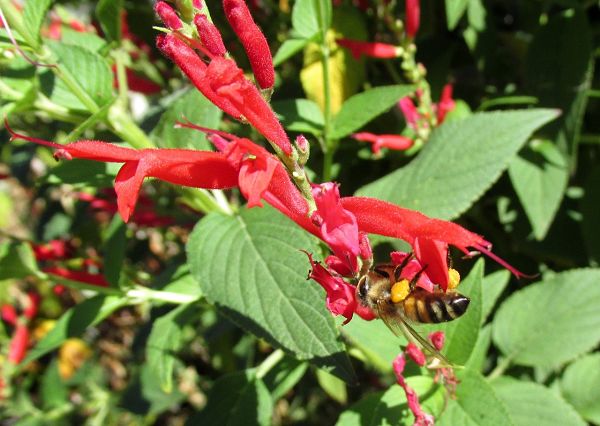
[295, 135, 309, 165]
[193, 0, 203, 9]
[405, 0, 420, 39]
[155, 1, 183, 30]
[223, 0, 275, 89]
[194, 14, 227, 57]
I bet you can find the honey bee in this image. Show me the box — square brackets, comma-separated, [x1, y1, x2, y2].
[356, 258, 470, 366]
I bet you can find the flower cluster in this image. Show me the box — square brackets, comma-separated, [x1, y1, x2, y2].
[6, 0, 522, 331]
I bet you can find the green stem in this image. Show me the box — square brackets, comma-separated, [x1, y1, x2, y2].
[487, 356, 512, 380]
[126, 286, 200, 305]
[255, 349, 285, 379]
[316, 1, 333, 181]
[108, 110, 155, 149]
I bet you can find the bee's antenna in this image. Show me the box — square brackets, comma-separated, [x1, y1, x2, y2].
[393, 252, 414, 282]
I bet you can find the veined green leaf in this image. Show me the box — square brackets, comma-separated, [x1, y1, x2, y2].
[187, 205, 355, 382]
[358, 109, 559, 220]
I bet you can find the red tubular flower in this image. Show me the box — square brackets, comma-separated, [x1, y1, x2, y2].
[8, 323, 29, 364]
[155, 1, 183, 30]
[223, 0, 275, 89]
[206, 57, 291, 154]
[312, 183, 360, 274]
[305, 253, 375, 324]
[6, 124, 239, 222]
[398, 97, 419, 129]
[157, 35, 291, 155]
[113, 67, 162, 95]
[352, 132, 414, 154]
[336, 38, 401, 60]
[157, 34, 243, 119]
[43, 266, 110, 287]
[194, 14, 227, 57]
[405, 0, 420, 39]
[393, 353, 434, 426]
[436, 84, 455, 124]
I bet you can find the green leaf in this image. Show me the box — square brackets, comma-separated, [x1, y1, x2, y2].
[465, 324, 491, 372]
[438, 369, 514, 426]
[0, 241, 39, 280]
[59, 28, 107, 53]
[341, 316, 403, 372]
[151, 89, 220, 150]
[190, 371, 272, 426]
[146, 304, 196, 393]
[336, 376, 445, 426]
[262, 356, 308, 401]
[272, 98, 324, 136]
[22, 0, 52, 46]
[445, 0, 469, 30]
[273, 38, 310, 67]
[358, 109, 559, 220]
[291, 0, 322, 39]
[560, 353, 600, 424]
[493, 377, 586, 426]
[21, 295, 128, 367]
[44, 159, 117, 187]
[187, 206, 355, 383]
[95, 0, 123, 42]
[330, 85, 415, 140]
[40, 360, 69, 410]
[102, 215, 127, 287]
[508, 140, 569, 240]
[467, 0, 486, 32]
[525, 8, 593, 167]
[492, 269, 600, 368]
[481, 269, 510, 324]
[43, 41, 114, 110]
[316, 368, 347, 404]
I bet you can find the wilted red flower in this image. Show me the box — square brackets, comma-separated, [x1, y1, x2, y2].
[405, 0, 420, 39]
[405, 342, 426, 366]
[429, 331, 445, 351]
[393, 352, 434, 426]
[352, 132, 414, 154]
[336, 38, 401, 60]
[223, 0, 274, 89]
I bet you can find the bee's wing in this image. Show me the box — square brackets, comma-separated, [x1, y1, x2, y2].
[376, 299, 453, 369]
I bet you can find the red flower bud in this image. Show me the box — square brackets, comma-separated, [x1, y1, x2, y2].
[223, 0, 274, 89]
[194, 14, 227, 57]
[352, 132, 414, 154]
[1, 305, 17, 326]
[8, 324, 29, 364]
[405, 0, 420, 39]
[155, 1, 183, 30]
[336, 38, 401, 60]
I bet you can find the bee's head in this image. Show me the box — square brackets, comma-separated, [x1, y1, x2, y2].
[356, 275, 370, 306]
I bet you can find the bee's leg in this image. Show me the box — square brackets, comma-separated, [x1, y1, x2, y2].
[393, 252, 414, 282]
[409, 264, 428, 291]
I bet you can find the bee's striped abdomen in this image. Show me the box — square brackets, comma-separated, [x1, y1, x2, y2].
[401, 290, 470, 323]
